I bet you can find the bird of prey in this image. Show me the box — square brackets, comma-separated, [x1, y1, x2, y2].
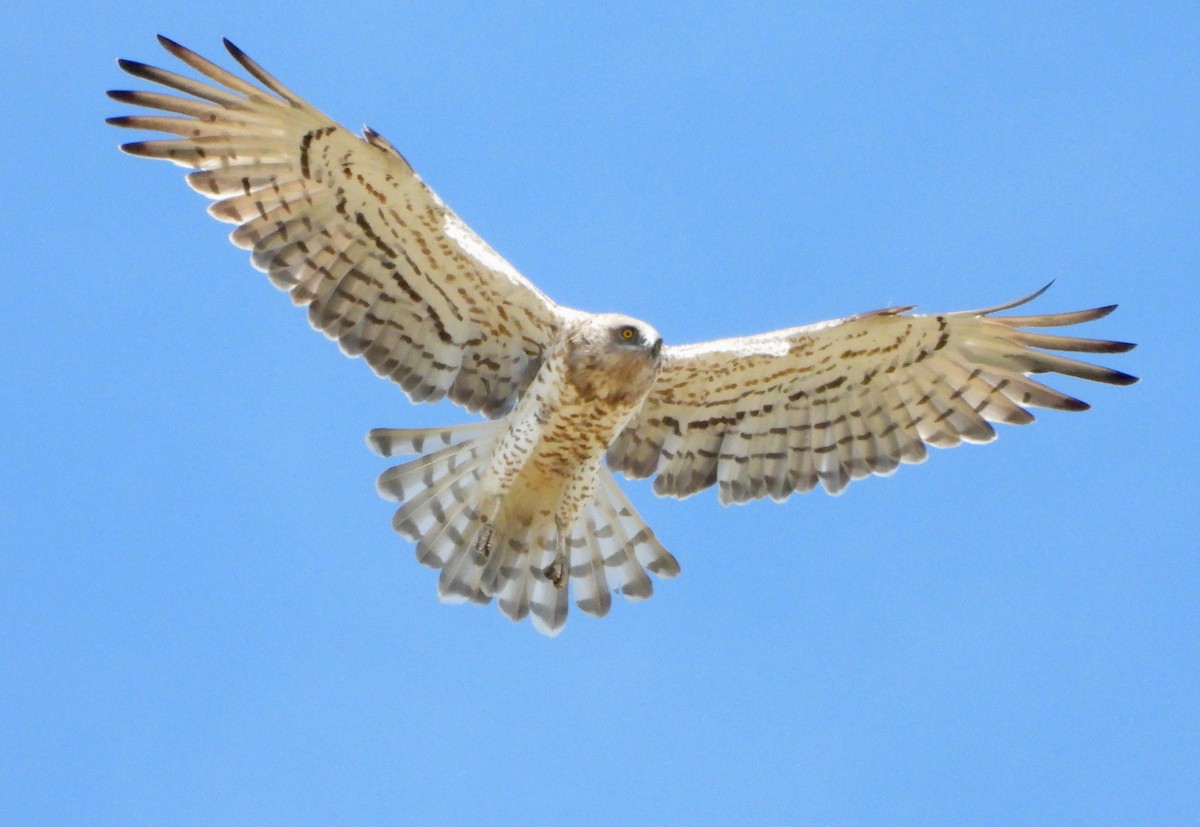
[108, 37, 1137, 635]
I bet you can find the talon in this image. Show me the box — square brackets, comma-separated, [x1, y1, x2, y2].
[474, 525, 494, 559]
[546, 515, 570, 589]
[473, 499, 502, 561]
[543, 559, 568, 590]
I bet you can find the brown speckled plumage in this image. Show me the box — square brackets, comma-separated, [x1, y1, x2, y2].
[110, 37, 1137, 635]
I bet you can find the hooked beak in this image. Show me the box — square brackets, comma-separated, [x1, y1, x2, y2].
[651, 337, 663, 358]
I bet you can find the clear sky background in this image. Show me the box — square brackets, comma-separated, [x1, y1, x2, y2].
[3, 2, 1197, 824]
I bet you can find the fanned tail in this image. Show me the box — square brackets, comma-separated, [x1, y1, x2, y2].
[368, 425, 680, 636]
[564, 470, 681, 626]
[524, 470, 680, 636]
[369, 422, 502, 582]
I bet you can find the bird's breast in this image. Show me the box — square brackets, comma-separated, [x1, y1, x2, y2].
[482, 353, 652, 525]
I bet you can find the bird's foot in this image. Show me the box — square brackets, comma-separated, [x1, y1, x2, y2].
[544, 516, 569, 590]
[474, 525, 494, 561]
[543, 558, 568, 590]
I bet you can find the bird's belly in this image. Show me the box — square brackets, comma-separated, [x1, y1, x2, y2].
[490, 395, 633, 531]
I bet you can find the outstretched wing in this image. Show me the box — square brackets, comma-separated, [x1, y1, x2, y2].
[607, 286, 1137, 502]
[108, 36, 578, 417]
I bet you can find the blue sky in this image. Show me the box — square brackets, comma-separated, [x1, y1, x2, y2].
[3, 2, 1197, 824]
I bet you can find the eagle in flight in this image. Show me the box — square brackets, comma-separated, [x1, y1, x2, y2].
[109, 37, 1137, 635]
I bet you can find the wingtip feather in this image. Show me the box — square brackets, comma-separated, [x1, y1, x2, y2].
[117, 140, 153, 157]
[116, 57, 148, 76]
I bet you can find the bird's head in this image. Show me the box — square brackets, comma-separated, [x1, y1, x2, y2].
[604, 315, 663, 360]
[563, 314, 663, 403]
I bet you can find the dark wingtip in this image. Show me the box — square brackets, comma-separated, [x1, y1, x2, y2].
[222, 37, 255, 71]
[117, 141, 153, 157]
[1063, 398, 1091, 412]
[1030, 280, 1055, 301]
[1110, 370, 1140, 386]
[116, 57, 148, 75]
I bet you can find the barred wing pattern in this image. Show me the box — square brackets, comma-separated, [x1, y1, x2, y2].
[607, 287, 1137, 503]
[108, 37, 573, 416]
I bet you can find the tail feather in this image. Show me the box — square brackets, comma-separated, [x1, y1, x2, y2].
[437, 540, 489, 605]
[376, 441, 471, 503]
[376, 428, 503, 507]
[569, 518, 612, 618]
[373, 421, 500, 579]
[367, 422, 499, 458]
[586, 470, 682, 601]
[477, 530, 512, 596]
[389, 457, 479, 538]
[597, 471, 681, 578]
[438, 515, 534, 609]
[529, 541, 570, 637]
[373, 425, 678, 635]
[413, 498, 475, 569]
[496, 547, 532, 622]
[594, 501, 653, 600]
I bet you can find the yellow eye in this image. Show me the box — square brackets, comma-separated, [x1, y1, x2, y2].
[621, 327, 636, 340]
